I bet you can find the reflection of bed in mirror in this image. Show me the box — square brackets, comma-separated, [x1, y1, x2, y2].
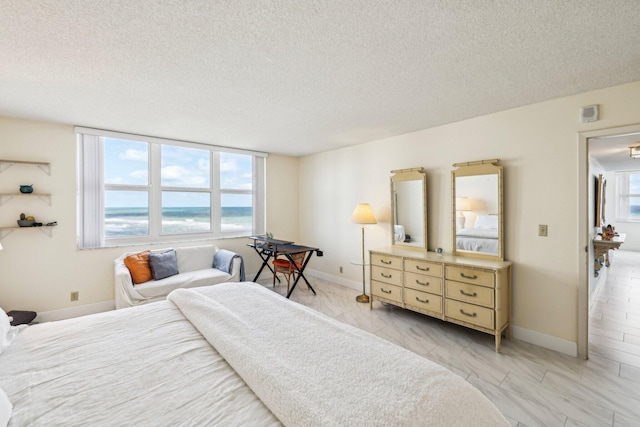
[456, 214, 499, 254]
[390, 167, 427, 249]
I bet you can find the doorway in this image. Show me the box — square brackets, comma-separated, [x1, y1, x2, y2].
[578, 124, 640, 359]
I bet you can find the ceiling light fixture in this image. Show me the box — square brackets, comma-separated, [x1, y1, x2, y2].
[630, 145, 640, 159]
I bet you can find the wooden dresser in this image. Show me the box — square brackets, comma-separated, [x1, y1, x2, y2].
[369, 246, 512, 352]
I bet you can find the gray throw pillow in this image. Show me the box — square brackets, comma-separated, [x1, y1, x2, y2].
[148, 250, 179, 280]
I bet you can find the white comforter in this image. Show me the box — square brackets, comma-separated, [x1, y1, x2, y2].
[1, 282, 508, 426]
[169, 283, 508, 427]
[0, 294, 280, 426]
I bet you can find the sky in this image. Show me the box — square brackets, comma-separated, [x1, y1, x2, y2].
[104, 138, 253, 208]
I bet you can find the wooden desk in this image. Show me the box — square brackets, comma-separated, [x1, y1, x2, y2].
[593, 233, 626, 277]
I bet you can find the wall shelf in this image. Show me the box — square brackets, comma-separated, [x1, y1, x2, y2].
[0, 193, 52, 206]
[0, 159, 51, 175]
[0, 225, 57, 240]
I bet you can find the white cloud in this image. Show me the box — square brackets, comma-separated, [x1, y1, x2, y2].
[220, 158, 237, 173]
[130, 170, 148, 181]
[120, 149, 147, 161]
[161, 165, 208, 186]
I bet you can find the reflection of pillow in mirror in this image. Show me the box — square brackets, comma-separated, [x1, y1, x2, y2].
[474, 215, 498, 229]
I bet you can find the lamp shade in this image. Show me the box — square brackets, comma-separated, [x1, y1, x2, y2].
[351, 203, 377, 224]
[456, 197, 471, 211]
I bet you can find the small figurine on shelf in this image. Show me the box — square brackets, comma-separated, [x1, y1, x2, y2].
[598, 224, 616, 241]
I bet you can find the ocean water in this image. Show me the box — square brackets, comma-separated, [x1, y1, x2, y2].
[105, 207, 252, 236]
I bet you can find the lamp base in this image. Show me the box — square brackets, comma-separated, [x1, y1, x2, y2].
[355, 294, 370, 303]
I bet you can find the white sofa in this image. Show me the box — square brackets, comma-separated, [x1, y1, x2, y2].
[114, 244, 243, 309]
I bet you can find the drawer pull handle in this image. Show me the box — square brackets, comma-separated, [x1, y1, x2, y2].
[415, 296, 429, 304]
[459, 309, 477, 318]
[459, 290, 477, 297]
[460, 273, 478, 280]
[416, 266, 430, 271]
[381, 288, 392, 294]
[381, 273, 392, 279]
[416, 280, 430, 286]
[380, 259, 392, 264]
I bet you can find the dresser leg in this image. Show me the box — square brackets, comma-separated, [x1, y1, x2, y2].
[495, 332, 501, 352]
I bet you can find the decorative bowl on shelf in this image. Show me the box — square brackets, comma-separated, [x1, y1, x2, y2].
[17, 220, 35, 227]
[19, 185, 33, 194]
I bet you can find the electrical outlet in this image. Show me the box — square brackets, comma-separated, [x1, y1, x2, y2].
[339, 266, 343, 273]
[538, 224, 548, 237]
[70, 291, 79, 302]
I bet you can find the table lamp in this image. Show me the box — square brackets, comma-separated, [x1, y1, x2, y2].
[456, 197, 470, 229]
[351, 203, 377, 303]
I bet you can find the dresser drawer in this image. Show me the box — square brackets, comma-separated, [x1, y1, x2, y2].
[370, 253, 403, 270]
[371, 280, 403, 303]
[445, 299, 494, 330]
[445, 281, 494, 308]
[405, 272, 442, 295]
[371, 265, 403, 287]
[404, 259, 443, 278]
[405, 288, 442, 314]
[445, 265, 494, 288]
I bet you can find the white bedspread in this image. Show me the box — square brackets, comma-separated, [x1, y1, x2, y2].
[0, 297, 280, 426]
[169, 283, 508, 427]
[456, 227, 499, 253]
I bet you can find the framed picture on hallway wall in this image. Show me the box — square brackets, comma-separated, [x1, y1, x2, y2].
[595, 174, 606, 228]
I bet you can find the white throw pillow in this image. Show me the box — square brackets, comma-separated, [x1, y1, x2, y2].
[0, 387, 11, 427]
[474, 215, 499, 230]
[1, 308, 26, 355]
[0, 309, 11, 354]
[175, 245, 218, 273]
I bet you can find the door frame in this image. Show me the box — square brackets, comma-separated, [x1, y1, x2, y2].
[578, 123, 640, 359]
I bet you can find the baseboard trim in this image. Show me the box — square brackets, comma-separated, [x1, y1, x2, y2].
[301, 270, 579, 357]
[303, 269, 363, 292]
[37, 300, 115, 323]
[511, 325, 577, 357]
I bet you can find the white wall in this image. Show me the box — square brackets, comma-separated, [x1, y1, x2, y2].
[299, 80, 640, 350]
[0, 116, 299, 314]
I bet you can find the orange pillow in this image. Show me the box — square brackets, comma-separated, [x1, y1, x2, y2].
[123, 251, 153, 284]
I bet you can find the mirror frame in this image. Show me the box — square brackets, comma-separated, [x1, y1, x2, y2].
[451, 159, 504, 261]
[390, 167, 427, 251]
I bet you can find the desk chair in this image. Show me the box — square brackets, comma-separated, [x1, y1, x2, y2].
[272, 252, 305, 293]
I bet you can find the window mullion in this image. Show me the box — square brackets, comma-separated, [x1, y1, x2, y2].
[149, 143, 162, 237]
[212, 151, 221, 234]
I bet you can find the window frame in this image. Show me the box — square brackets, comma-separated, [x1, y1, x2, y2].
[77, 127, 266, 249]
[615, 170, 640, 223]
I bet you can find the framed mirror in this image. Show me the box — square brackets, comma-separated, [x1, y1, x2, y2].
[451, 159, 503, 260]
[391, 167, 427, 250]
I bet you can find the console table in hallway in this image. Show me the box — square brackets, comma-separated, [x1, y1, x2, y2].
[593, 233, 626, 277]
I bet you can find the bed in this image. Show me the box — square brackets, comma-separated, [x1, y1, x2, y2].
[0, 282, 508, 426]
[456, 214, 499, 253]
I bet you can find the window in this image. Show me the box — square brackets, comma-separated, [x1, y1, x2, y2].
[616, 171, 640, 222]
[77, 128, 266, 248]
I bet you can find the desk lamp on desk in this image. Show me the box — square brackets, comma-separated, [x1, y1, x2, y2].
[351, 203, 377, 303]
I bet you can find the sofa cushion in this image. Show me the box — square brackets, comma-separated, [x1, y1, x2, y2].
[148, 250, 179, 280]
[123, 251, 153, 284]
[175, 245, 217, 273]
[134, 268, 232, 298]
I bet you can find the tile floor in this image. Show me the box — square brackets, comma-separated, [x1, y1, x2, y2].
[258, 250, 640, 426]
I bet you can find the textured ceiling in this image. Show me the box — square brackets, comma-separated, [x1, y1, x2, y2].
[1, 1, 640, 156]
